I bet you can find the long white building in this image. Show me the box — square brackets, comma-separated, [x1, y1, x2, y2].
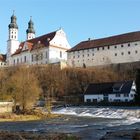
[7, 13, 71, 66]
[67, 31, 140, 67]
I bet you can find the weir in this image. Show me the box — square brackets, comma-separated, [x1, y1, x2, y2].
[53, 106, 140, 124]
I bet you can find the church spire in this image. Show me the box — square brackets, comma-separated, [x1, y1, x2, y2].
[8, 10, 18, 29]
[26, 16, 35, 40]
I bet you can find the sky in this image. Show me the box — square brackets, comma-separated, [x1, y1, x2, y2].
[0, 0, 140, 53]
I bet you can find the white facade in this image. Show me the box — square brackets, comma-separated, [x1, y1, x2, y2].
[84, 82, 136, 103]
[67, 34, 140, 67]
[10, 29, 71, 66]
[27, 33, 35, 40]
[7, 28, 19, 65]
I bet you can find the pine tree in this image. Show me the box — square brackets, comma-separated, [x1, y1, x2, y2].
[135, 69, 140, 105]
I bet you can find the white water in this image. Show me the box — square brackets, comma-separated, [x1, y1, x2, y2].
[53, 106, 140, 124]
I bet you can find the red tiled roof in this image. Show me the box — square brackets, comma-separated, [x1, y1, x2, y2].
[0, 54, 6, 62]
[13, 31, 56, 55]
[68, 31, 140, 52]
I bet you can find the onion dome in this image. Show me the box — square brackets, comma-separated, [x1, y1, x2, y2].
[8, 12, 18, 29]
[26, 17, 35, 34]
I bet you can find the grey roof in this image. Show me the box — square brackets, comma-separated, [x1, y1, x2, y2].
[84, 81, 133, 95]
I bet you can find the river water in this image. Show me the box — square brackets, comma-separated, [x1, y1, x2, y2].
[0, 106, 140, 140]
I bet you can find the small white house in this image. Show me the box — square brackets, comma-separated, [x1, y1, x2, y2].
[84, 81, 136, 103]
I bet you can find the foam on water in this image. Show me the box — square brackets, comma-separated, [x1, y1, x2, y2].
[53, 106, 140, 124]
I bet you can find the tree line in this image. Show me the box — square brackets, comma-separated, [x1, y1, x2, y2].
[0, 65, 137, 111]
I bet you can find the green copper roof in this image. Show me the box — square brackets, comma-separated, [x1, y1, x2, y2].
[8, 14, 18, 29]
[26, 17, 35, 34]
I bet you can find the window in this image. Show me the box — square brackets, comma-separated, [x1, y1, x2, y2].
[17, 58, 19, 64]
[135, 43, 138, 46]
[83, 55, 84, 57]
[40, 53, 43, 60]
[87, 49, 89, 52]
[121, 52, 124, 55]
[13, 59, 15, 65]
[135, 50, 138, 54]
[92, 53, 94, 56]
[60, 51, 62, 58]
[73, 56, 75, 59]
[97, 48, 99, 51]
[46, 51, 47, 58]
[128, 51, 131, 55]
[114, 46, 117, 49]
[115, 53, 117, 56]
[78, 55, 79, 58]
[108, 46, 110, 49]
[124, 93, 129, 97]
[24, 56, 26, 62]
[32, 54, 34, 62]
[128, 43, 130, 47]
[86, 99, 91, 103]
[87, 54, 89, 57]
[102, 47, 104, 50]
[131, 94, 134, 98]
[116, 94, 120, 97]
[121, 45, 124, 47]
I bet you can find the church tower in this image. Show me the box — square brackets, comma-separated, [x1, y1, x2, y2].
[26, 17, 35, 40]
[7, 11, 19, 65]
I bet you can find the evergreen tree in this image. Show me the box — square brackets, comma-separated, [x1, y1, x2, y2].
[135, 69, 140, 105]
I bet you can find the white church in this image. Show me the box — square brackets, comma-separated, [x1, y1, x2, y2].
[1, 13, 140, 68]
[6, 13, 71, 66]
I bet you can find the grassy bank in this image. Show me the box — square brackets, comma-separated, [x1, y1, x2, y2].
[0, 112, 61, 122]
[0, 131, 80, 140]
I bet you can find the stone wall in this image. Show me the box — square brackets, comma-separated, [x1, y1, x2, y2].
[0, 102, 13, 113]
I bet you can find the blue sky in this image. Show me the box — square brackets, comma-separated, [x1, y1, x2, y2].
[0, 0, 140, 53]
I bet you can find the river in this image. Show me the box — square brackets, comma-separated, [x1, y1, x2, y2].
[0, 106, 140, 140]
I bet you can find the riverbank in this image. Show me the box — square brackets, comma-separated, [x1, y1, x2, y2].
[100, 129, 140, 140]
[0, 131, 80, 140]
[0, 112, 61, 122]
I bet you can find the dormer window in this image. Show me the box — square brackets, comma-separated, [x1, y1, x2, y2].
[47, 38, 50, 41]
[38, 41, 41, 44]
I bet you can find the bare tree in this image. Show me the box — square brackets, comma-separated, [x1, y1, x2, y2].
[7, 66, 41, 111]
